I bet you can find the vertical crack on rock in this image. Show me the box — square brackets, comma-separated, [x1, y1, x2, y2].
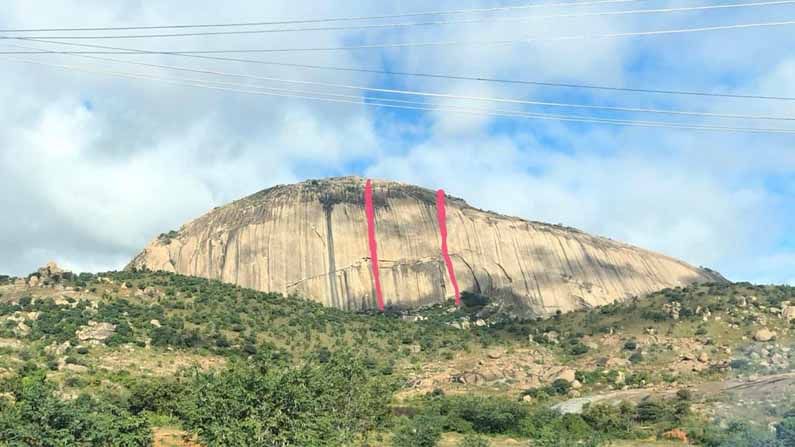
[321, 196, 339, 309]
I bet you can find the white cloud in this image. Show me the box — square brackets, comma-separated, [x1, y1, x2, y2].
[0, 0, 793, 284]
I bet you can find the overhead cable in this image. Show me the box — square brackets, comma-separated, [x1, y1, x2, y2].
[5, 56, 795, 135]
[3, 1, 793, 39]
[14, 44, 794, 122]
[0, 0, 651, 33]
[10, 37, 794, 102]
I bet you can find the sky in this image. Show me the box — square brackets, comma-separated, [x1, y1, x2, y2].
[0, 0, 793, 284]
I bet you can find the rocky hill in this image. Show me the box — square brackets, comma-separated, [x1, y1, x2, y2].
[127, 177, 724, 315]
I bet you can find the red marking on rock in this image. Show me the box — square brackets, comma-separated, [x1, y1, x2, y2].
[436, 190, 461, 306]
[364, 179, 385, 311]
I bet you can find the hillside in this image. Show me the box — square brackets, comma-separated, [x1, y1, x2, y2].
[1, 267, 794, 446]
[127, 177, 724, 315]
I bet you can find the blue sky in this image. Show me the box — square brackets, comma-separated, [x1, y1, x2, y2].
[0, 0, 794, 284]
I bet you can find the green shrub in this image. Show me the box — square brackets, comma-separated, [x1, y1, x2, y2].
[777, 417, 795, 446]
[392, 414, 443, 447]
[550, 379, 571, 396]
[181, 351, 395, 446]
[458, 434, 490, 447]
[0, 371, 151, 446]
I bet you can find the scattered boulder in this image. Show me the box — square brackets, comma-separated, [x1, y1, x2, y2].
[554, 368, 577, 384]
[783, 306, 795, 322]
[754, 328, 776, 342]
[452, 372, 485, 385]
[150, 319, 162, 328]
[76, 321, 116, 345]
[543, 331, 560, 344]
[28, 262, 71, 287]
[45, 341, 71, 356]
[698, 352, 710, 363]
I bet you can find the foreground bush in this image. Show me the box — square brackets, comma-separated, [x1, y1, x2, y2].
[180, 350, 396, 446]
[0, 370, 151, 447]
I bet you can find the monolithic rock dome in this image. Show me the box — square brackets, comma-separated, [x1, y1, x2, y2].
[127, 177, 724, 315]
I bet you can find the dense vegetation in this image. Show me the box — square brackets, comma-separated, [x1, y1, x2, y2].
[1, 272, 794, 445]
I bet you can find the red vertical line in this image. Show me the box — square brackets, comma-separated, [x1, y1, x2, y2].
[364, 179, 385, 311]
[436, 189, 461, 306]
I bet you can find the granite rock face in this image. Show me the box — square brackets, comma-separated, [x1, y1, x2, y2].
[127, 177, 724, 315]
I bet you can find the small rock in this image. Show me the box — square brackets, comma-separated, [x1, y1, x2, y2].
[698, 352, 710, 363]
[571, 379, 583, 389]
[487, 349, 503, 360]
[150, 319, 161, 328]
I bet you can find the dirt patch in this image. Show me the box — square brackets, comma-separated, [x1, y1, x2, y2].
[153, 428, 201, 447]
[97, 349, 225, 376]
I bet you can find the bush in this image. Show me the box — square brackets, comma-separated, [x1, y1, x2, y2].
[567, 342, 590, 356]
[777, 417, 795, 445]
[392, 414, 443, 447]
[623, 340, 638, 351]
[0, 371, 151, 446]
[441, 395, 529, 434]
[581, 402, 634, 436]
[550, 379, 572, 396]
[181, 351, 396, 446]
[458, 434, 490, 447]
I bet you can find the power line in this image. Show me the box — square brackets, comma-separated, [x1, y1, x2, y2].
[14, 43, 794, 122]
[3, 1, 793, 39]
[2, 19, 794, 53]
[6, 55, 794, 134]
[11, 37, 795, 102]
[0, 0, 650, 33]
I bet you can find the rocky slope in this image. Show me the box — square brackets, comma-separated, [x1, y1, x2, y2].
[127, 177, 724, 314]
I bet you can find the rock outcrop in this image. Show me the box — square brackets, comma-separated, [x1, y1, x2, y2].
[127, 177, 724, 315]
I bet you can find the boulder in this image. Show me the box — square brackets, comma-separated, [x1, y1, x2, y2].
[554, 368, 577, 383]
[783, 306, 795, 322]
[698, 352, 710, 363]
[126, 177, 724, 313]
[76, 321, 116, 345]
[754, 328, 776, 342]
